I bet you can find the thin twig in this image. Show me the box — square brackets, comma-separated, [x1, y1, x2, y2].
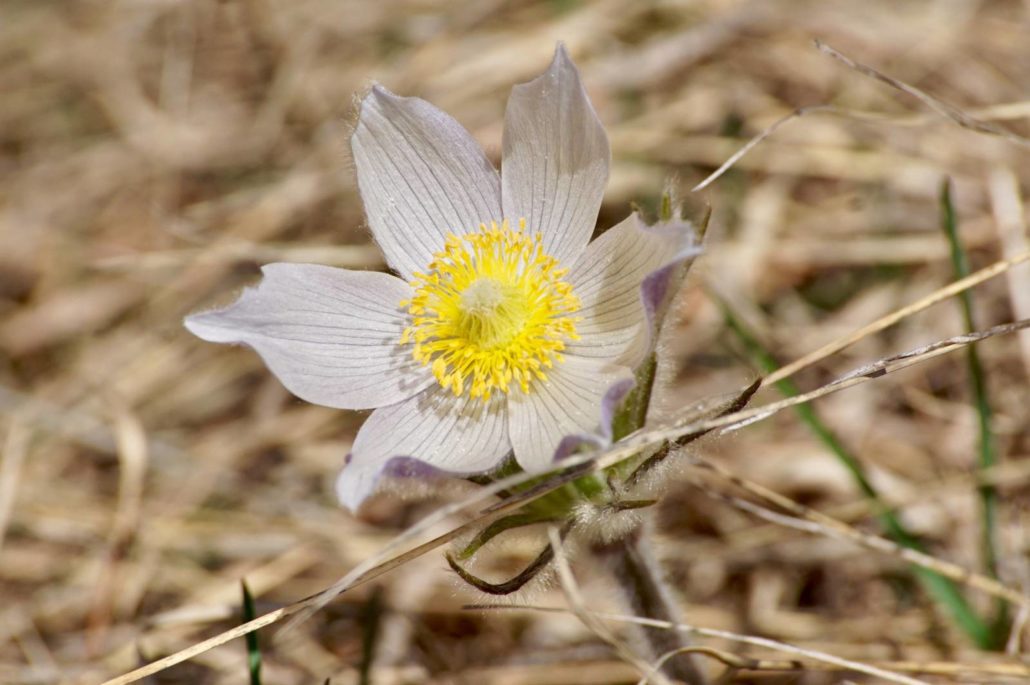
[0, 414, 31, 555]
[470, 604, 931, 685]
[691, 98, 1030, 192]
[547, 527, 669, 685]
[638, 646, 755, 684]
[762, 250, 1030, 387]
[691, 105, 827, 191]
[1007, 602, 1030, 656]
[815, 40, 1030, 149]
[692, 460, 1029, 608]
[594, 527, 707, 684]
[638, 645, 1030, 680]
[627, 377, 761, 484]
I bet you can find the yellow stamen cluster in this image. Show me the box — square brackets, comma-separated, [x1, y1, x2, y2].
[400, 219, 580, 399]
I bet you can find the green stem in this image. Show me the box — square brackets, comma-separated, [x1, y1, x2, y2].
[241, 581, 262, 685]
[939, 179, 1007, 641]
[593, 526, 707, 684]
[612, 354, 657, 442]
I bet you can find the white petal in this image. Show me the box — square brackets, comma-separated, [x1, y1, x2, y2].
[185, 264, 432, 410]
[336, 387, 510, 510]
[501, 43, 610, 268]
[508, 356, 632, 472]
[352, 85, 502, 280]
[567, 213, 697, 367]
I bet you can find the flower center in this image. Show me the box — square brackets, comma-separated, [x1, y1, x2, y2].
[400, 219, 580, 400]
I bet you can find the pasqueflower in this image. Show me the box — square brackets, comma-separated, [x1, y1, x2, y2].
[185, 45, 696, 510]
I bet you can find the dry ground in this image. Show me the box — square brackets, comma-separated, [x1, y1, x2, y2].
[1, 0, 1029, 683]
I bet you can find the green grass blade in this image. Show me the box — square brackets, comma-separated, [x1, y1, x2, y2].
[359, 586, 385, 685]
[241, 581, 262, 685]
[939, 179, 1007, 641]
[720, 301, 994, 648]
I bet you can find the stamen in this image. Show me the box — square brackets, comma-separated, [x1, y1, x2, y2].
[400, 219, 580, 400]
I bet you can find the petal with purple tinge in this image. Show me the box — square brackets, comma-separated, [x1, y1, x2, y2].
[501, 44, 610, 269]
[508, 356, 632, 472]
[352, 85, 502, 280]
[184, 264, 432, 410]
[566, 213, 699, 368]
[551, 375, 636, 462]
[336, 386, 510, 511]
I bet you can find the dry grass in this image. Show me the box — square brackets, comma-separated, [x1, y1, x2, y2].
[2, 1, 1029, 683]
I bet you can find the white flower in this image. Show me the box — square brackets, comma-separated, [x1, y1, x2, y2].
[185, 45, 697, 511]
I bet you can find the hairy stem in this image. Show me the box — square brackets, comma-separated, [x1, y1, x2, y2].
[593, 526, 707, 685]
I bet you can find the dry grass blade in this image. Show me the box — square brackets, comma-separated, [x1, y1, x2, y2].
[989, 168, 1030, 375]
[691, 37, 1030, 193]
[469, 604, 932, 685]
[86, 402, 150, 654]
[638, 645, 1030, 679]
[815, 40, 1030, 149]
[692, 103, 1030, 192]
[695, 462, 1029, 608]
[0, 414, 31, 554]
[690, 105, 824, 192]
[102, 461, 620, 684]
[107, 404, 148, 549]
[100, 606, 298, 685]
[546, 527, 667, 684]
[637, 646, 748, 684]
[281, 460, 601, 632]
[1006, 603, 1030, 655]
[762, 251, 1030, 387]
[662, 320, 1030, 444]
[720, 294, 994, 646]
[834, 320, 1030, 382]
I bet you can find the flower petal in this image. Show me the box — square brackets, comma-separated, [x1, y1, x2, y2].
[551, 375, 636, 462]
[501, 43, 610, 268]
[336, 386, 510, 511]
[352, 85, 502, 280]
[508, 356, 632, 472]
[184, 264, 432, 410]
[335, 455, 455, 514]
[566, 213, 699, 367]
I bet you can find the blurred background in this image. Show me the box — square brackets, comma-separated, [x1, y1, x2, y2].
[1, 0, 1029, 683]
